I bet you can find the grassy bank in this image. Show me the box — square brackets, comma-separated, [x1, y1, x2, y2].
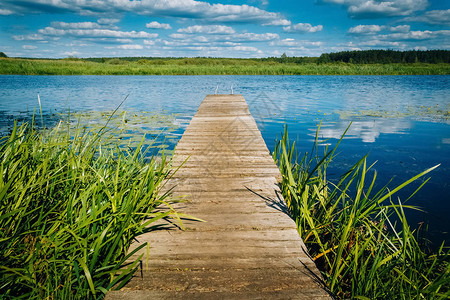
[273, 125, 450, 299]
[1, 57, 449, 75]
[0, 119, 186, 299]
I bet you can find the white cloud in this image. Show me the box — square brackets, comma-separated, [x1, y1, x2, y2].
[331, 44, 363, 52]
[178, 25, 235, 34]
[160, 40, 189, 47]
[223, 41, 241, 46]
[154, 44, 263, 56]
[38, 27, 158, 39]
[231, 46, 261, 53]
[98, 18, 120, 25]
[181, 46, 212, 51]
[146, 31, 277, 54]
[283, 23, 323, 33]
[22, 45, 37, 50]
[186, 4, 283, 23]
[157, 36, 210, 48]
[268, 38, 324, 56]
[389, 25, 410, 33]
[348, 26, 449, 49]
[193, 36, 209, 42]
[321, 0, 428, 19]
[63, 51, 80, 56]
[163, 32, 276, 49]
[143, 40, 155, 45]
[169, 34, 209, 43]
[270, 38, 323, 47]
[173, 32, 277, 42]
[380, 30, 450, 41]
[358, 39, 402, 47]
[117, 44, 143, 50]
[13, 34, 45, 41]
[262, 19, 291, 26]
[401, 9, 450, 26]
[348, 24, 384, 34]
[115, 38, 133, 43]
[187, 35, 210, 43]
[348, 0, 427, 18]
[146, 21, 171, 30]
[0, 8, 13, 15]
[170, 33, 187, 39]
[349, 24, 411, 34]
[50, 21, 102, 29]
[232, 32, 279, 41]
[0, 0, 285, 24]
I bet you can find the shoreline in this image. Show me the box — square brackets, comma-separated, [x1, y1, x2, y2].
[1, 58, 449, 75]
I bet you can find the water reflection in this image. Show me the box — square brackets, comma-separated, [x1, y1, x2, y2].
[313, 118, 412, 143]
[1, 75, 449, 245]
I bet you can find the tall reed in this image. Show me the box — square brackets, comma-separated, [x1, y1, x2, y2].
[273, 125, 449, 299]
[1, 58, 449, 75]
[0, 119, 184, 299]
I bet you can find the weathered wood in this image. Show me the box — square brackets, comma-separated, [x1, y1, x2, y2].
[106, 94, 331, 299]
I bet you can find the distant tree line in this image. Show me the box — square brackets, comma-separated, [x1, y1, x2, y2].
[82, 55, 319, 64]
[3, 49, 449, 65]
[317, 50, 450, 64]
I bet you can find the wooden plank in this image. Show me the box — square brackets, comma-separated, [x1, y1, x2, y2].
[105, 94, 330, 299]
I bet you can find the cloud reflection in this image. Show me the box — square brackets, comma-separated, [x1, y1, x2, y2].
[312, 118, 412, 143]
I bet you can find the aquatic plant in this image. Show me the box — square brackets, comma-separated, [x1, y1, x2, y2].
[336, 103, 450, 122]
[273, 124, 450, 299]
[0, 119, 186, 299]
[59, 109, 179, 156]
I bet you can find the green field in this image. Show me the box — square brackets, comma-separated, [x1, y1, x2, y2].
[1, 57, 449, 75]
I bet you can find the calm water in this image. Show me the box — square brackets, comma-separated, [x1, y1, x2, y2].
[1, 75, 449, 244]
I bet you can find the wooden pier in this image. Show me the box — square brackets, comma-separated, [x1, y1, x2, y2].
[106, 95, 331, 299]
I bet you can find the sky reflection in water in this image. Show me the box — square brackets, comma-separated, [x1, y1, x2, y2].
[0, 75, 449, 244]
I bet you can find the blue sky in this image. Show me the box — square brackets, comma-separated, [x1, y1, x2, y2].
[0, 0, 449, 58]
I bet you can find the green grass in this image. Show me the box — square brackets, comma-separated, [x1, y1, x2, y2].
[273, 124, 450, 299]
[0, 117, 187, 299]
[1, 57, 449, 75]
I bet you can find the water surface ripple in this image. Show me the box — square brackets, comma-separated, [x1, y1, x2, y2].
[1, 75, 449, 244]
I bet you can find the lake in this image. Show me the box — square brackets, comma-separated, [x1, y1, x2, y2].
[1, 75, 449, 245]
